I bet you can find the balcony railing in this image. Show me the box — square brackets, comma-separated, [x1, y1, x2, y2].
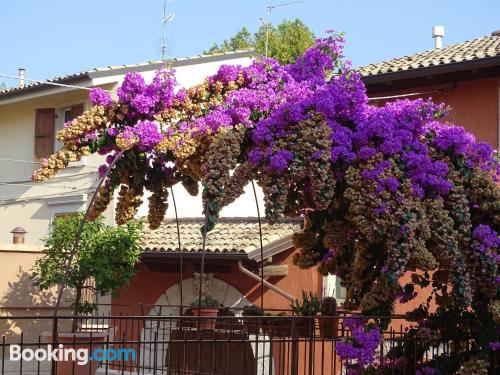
[0, 311, 493, 375]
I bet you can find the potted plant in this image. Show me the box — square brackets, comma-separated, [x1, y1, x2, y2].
[32, 214, 142, 375]
[263, 312, 291, 337]
[190, 295, 220, 331]
[318, 296, 338, 339]
[291, 290, 320, 338]
[242, 304, 264, 334]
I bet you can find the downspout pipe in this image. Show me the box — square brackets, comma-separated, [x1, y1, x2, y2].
[238, 261, 295, 302]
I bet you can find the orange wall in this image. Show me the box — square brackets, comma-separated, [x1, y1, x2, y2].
[112, 247, 323, 316]
[371, 77, 500, 148]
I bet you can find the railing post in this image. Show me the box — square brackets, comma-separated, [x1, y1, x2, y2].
[291, 318, 299, 375]
[51, 316, 58, 375]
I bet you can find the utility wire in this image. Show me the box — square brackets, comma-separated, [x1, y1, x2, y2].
[0, 182, 84, 190]
[1, 171, 99, 185]
[0, 184, 98, 206]
[0, 73, 115, 93]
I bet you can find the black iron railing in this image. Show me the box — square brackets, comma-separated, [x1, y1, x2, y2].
[1, 312, 487, 375]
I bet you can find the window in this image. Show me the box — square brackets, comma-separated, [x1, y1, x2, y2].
[54, 103, 85, 152]
[323, 274, 347, 302]
[34, 108, 55, 160]
[34, 103, 84, 160]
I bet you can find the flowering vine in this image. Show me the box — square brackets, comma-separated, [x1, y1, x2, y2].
[32, 30, 500, 372]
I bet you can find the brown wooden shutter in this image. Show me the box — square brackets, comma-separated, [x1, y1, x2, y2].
[70, 103, 84, 119]
[34, 108, 55, 160]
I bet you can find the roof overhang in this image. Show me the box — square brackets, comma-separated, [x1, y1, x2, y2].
[362, 55, 500, 93]
[141, 251, 249, 261]
[0, 50, 255, 105]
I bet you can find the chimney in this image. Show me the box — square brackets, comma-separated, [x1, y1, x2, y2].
[432, 26, 445, 48]
[10, 227, 27, 244]
[18, 68, 26, 88]
[492, 30, 500, 37]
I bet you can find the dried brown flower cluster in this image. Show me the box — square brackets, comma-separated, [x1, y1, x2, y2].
[456, 358, 489, 375]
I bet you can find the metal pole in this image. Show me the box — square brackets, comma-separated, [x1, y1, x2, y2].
[53, 150, 124, 317]
[251, 181, 265, 312]
[170, 187, 183, 315]
[265, 0, 271, 58]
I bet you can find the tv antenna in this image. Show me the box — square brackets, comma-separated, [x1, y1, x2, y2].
[161, 0, 175, 61]
[263, 0, 302, 58]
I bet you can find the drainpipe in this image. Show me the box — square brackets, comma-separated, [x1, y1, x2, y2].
[237, 261, 295, 302]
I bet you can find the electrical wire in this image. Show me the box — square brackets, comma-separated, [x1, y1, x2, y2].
[368, 91, 432, 101]
[0, 182, 84, 190]
[0, 186, 96, 207]
[0, 73, 115, 93]
[0, 177, 99, 204]
[2, 171, 99, 185]
[0, 157, 41, 164]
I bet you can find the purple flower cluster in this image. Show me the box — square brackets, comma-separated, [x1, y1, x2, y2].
[287, 30, 345, 84]
[416, 366, 438, 375]
[132, 121, 163, 151]
[472, 224, 500, 266]
[336, 318, 382, 367]
[269, 150, 294, 172]
[489, 342, 500, 351]
[117, 70, 176, 116]
[89, 87, 113, 106]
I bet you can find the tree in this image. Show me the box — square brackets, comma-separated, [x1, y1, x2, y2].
[205, 27, 253, 54]
[204, 19, 315, 64]
[255, 19, 316, 64]
[31, 214, 142, 331]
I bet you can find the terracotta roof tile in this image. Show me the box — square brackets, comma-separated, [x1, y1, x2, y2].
[139, 217, 302, 255]
[358, 35, 500, 77]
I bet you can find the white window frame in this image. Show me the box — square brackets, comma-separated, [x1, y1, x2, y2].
[54, 106, 87, 167]
[322, 274, 346, 303]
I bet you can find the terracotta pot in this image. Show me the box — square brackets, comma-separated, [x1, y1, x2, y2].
[191, 308, 219, 330]
[296, 318, 315, 338]
[264, 321, 291, 337]
[42, 331, 108, 375]
[318, 316, 339, 339]
[243, 316, 262, 334]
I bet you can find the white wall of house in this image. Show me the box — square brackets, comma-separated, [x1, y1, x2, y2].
[0, 53, 256, 245]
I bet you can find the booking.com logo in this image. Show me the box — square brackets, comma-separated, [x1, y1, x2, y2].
[10, 344, 136, 365]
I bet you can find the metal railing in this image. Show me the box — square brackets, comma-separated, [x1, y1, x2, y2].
[1, 311, 487, 375]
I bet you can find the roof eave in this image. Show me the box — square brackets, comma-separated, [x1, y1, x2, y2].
[0, 74, 91, 102]
[361, 55, 500, 85]
[141, 251, 249, 261]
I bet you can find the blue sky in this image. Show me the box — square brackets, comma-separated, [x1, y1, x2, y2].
[1, 0, 498, 87]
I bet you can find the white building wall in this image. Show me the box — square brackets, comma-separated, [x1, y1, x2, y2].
[0, 54, 257, 244]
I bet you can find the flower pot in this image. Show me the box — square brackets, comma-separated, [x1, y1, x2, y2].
[264, 320, 291, 337]
[243, 316, 262, 334]
[296, 317, 315, 338]
[42, 331, 108, 375]
[191, 308, 219, 330]
[318, 316, 339, 339]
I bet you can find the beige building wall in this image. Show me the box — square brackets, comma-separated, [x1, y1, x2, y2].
[0, 54, 255, 328]
[0, 54, 254, 245]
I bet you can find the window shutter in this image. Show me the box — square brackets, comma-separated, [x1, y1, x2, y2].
[70, 103, 84, 119]
[34, 108, 55, 160]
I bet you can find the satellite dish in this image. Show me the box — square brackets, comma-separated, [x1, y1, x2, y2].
[164, 13, 175, 23]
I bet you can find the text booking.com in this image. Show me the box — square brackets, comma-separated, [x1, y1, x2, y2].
[10, 344, 136, 365]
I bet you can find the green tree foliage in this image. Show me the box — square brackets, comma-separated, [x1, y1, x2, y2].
[204, 19, 315, 64]
[255, 19, 315, 64]
[205, 27, 253, 55]
[31, 214, 142, 330]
